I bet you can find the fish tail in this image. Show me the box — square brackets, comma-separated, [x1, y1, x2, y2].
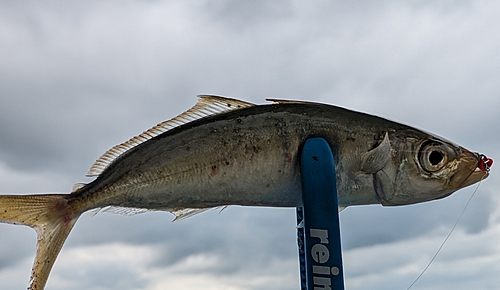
[0, 194, 80, 290]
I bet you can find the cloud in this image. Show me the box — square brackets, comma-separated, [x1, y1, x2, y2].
[343, 209, 500, 290]
[0, 1, 499, 289]
[340, 185, 495, 250]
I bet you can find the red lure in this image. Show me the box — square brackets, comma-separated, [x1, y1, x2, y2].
[478, 154, 493, 171]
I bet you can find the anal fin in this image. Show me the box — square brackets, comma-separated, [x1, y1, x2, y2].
[169, 208, 212, 222]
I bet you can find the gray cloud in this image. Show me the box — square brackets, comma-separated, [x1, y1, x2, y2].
[0, 1, 499, 289]
[0, 225, 35, 270]
[341, 188, 494, 250]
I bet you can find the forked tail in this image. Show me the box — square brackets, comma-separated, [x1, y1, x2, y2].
[0, 194, 80, 290]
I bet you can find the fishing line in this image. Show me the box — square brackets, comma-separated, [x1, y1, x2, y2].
[406, 173, 488, 290]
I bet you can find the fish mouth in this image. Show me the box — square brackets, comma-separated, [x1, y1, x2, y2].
[454, 147, 490, 189]
[460, 169, 489, 188]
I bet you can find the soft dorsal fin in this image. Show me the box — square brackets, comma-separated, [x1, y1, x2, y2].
[86, 95, 255, 177]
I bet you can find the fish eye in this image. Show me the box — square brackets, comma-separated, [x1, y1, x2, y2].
[418, 141, 448, 172]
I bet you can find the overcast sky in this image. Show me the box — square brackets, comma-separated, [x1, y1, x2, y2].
[1, 1, 499, 289]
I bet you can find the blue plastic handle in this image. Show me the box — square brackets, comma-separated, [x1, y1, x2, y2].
[297, 137, 344, 290]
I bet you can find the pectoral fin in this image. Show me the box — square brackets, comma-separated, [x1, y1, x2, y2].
[360, 132, 392, 174]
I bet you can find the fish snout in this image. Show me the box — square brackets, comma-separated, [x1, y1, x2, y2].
[454, 148, 491, 189]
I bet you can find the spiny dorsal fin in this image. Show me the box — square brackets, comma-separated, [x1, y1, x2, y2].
[266, 99, 322, 105]
[86, 96, 255, 177]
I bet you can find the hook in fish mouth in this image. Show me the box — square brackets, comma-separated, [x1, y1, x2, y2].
[478, 154, 494, 172]
[459, 152, 492, 188]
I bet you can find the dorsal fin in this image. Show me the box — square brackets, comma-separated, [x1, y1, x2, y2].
[86, 95, 255, 177]
[266, 99, 322, 105]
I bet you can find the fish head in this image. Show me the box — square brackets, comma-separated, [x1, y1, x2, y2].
[373, 134, 489, 206]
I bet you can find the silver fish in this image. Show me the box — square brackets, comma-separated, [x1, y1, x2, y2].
[0, 96, 490, 290]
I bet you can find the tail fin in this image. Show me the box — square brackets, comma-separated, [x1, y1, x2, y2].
[0, 194, 80, 290]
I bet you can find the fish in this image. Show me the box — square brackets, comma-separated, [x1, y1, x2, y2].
[0, 95, 490, 290]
